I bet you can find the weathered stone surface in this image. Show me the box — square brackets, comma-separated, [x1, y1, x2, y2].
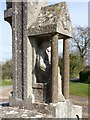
[51, 34, 58, 103]
[4, 1, 12, 25]
[28, 2, 73, 38]
[0, 106, 52, 118]
[0, 101, 82, 118]
[6, 2, 12, 9]
[27, 1, 47, 28]
[71, 105, 82, 118]
[50, 101, 82, 118]
[62, 38, 70, 99]
[22, 1, 48, 101]
[32, 83, 45, 103]
[12, 3, 24, 100]
[4, 8, 12, 25]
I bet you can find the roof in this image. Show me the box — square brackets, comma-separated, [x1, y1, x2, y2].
[28, 2, 73, 39]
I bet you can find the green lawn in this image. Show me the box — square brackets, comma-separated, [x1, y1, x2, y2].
[0, 79, 13, 86]
[70, 81, 89, 97]
[0, 79, 89, 97]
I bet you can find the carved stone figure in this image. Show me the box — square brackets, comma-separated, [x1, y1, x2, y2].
[36, 41, 51, 83]
[36, 41, 65, 102]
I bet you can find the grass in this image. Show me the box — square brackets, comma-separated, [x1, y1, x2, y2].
[70, 81, 90, 97]
[0, 79, 13, 86]
[0, 79, 89, 97]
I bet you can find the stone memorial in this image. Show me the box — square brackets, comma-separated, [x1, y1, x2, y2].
[4, 0, 82, 118]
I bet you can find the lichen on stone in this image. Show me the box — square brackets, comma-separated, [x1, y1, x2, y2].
[28, 2, 73, 39]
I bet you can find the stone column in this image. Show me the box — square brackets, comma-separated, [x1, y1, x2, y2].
[12, 2, 23, 99]
[51, 34, 59, 103]
[62, 38, 70, 100]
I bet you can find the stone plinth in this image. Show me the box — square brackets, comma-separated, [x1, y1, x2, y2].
[50, 101, 82, 118]
[9, 99, 82, 118]
[32, 83, 46, 103]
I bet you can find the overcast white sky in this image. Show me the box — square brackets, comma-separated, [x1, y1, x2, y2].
[0, 0, 88, 62]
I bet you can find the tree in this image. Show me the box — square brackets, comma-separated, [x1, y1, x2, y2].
[70, 54, 83, 78]
[2, 59, 12, 80]
[58, 54, 83, 79]
[71, 26, 89, 69]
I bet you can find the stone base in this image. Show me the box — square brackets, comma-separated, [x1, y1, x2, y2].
[50, 101, 82, 118]
[9, 98, 82, 118]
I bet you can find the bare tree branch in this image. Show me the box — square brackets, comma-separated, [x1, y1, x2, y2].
[71, 26, 88, 68]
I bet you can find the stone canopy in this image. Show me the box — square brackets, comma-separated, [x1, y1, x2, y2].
[28, 2, 73, 39]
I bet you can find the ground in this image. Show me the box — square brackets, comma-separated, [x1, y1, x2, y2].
[0, 85, 89, 119]
[70, 95, 89, 118]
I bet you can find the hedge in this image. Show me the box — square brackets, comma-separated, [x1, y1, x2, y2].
[79, 69, 90, 83]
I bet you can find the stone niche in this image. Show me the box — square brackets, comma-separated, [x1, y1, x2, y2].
[27, 2, 72, 104]
[31, 36, 52, 103]
[4, 1, 82, 118]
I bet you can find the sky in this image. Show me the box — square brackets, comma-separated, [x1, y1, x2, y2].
[0, 0, 88, 62]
